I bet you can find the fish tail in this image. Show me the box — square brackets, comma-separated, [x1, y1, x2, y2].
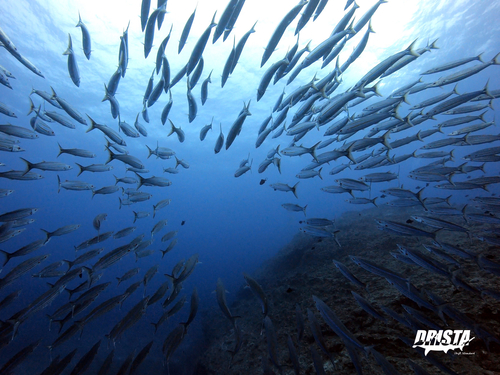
[53, 318, 65, 334]
[303, 204, 307, 217]
[382, 130, 392, 149]
[146, 145, 153, 159]
[86, 115, 96, 132]
[407, 38, 420, 58]
[318, 167, 323, 180]
[57, 142, 63, 158]
[135, 172, 144, 190]
[346, 143, 356, 164]
[57, 175, 61, 193]
[372, 197, 378, 207]
[19, 157, 32, 176]
[164, 273, 175, 283]
[167, 120, 175, 137]
[310, 141, 321, 162]
[75, 163, 84, 177]
[105, 146, 114, 165]
[76, 11, 83, 27]
[63, 33, 73, 55]
[492, 52, 500, 65]
[40, 229, 52, 244]
[50, 86, 57, 100]
[369, 80, 381, 97]
[119, 197, 123, 210]
[275, 144, 281, 156]
[103, 83, 111, 102]
[0, 249, 10, 267]
[27, 97, 35, 116]
[62, 259, 73, 270]
[292, 181, 299, 199]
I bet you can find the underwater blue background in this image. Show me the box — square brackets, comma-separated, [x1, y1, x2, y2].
[1, 0, 500, 373]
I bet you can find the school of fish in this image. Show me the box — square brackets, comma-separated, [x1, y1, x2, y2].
[1, 0, 500, 373]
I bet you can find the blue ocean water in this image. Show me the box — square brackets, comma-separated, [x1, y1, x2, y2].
[1, 0, 500, 373]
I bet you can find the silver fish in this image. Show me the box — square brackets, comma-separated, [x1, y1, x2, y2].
[62, 33, 80, 87]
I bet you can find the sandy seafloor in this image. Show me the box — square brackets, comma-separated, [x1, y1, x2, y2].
[195, 205, 500, 374]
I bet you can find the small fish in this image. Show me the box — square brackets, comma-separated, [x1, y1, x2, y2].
[243, 273, 268, 317]
[134, 114, 148, 137]
[161, 230, 177, 243]
[151, 219, 168, 238]
[62, 34, 80, 87]
[214, 123, 224, 154]
[180, 288, 199, 333]
[332, 260, 367, 290]
[0, 124, 37, 139]
[168, 120, 185, 143]
[200, 118, 213, 141]
[261, 0, 307, 67]
[282, 203, 307, 216]
[263, 316, 282, 373]
[179, 7, 196, 53]
[153, 199, 171, 218]
[116, 267, 140, 285]
[75, 163, 112, 177]
[133, 211, 150, 223]
[41, 224, 81, 242]
[270, 182, 299, 199]
[201, 70, 213, 105]
[216, 278, 239, 327]
[58, 143, 95, 158]
[313, 295, 364, 350]
[234, 159, 252, 177]
[75, 12, 91, 59]
[57, 176, 94, 193]
[21, 158, 72, 175]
